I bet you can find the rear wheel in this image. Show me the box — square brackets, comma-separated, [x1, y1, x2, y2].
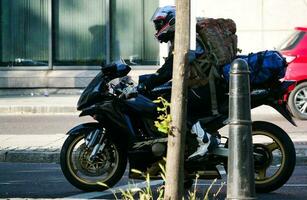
[252, 121, 296, 193]
[60, 133, 127, 191]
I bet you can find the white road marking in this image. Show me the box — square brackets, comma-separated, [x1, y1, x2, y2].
[64, 180, 163, 199]
[195, 183, 307, 187]
[283, 184, 307, 187]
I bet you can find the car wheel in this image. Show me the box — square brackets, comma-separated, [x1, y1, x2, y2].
[288, 82, 307, 120]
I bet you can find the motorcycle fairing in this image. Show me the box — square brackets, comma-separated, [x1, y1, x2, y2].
[249, 81, 296, 126]
[268, 102, 297, 126]
[90, 100, 137, 139]
[66, 122, 102, 136]
[77, 72, 107, 111]
[78, 62, 131, 111]
[78, 101, 138, 144]
[124, 95, 157, 117]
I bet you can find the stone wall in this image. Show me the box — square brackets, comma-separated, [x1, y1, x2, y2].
[194, 0, 307, 53]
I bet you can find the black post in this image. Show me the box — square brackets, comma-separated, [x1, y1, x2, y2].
[226, 59, 256, 200]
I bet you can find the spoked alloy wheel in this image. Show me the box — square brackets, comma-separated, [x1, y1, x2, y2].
[60, 133, 127, 191]
[288, 82, 307, 120]
[252, 121, 296, 193]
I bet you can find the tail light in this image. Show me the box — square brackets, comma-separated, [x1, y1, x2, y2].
[287, 82, 296, 92]
[283, 55, 297, 64]
[282, 80, 297, 102]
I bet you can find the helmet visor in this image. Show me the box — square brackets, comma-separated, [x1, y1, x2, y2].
[150, 6, 176, 22]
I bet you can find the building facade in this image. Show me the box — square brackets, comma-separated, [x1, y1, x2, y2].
[0, 0, 306, 93]
[0, 0, 159, 94]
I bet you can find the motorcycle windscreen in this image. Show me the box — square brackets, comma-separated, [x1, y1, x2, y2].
[77, 72, 106, 110]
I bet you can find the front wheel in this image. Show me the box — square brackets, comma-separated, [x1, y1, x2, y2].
[252, 121, 296, 193]
[60, 133, 127, 191]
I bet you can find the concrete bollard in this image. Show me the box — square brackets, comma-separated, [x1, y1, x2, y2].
[226, 59, 256, 200]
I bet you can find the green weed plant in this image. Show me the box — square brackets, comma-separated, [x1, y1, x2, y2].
[153, 97, 172, 135]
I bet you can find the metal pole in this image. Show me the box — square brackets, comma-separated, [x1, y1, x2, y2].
[226, 59, 256, 200]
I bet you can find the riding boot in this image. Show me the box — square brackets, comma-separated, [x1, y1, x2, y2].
[188, 121, 220, 160]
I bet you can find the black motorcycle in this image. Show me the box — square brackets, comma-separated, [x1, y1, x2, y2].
[60, 61, 296, 193]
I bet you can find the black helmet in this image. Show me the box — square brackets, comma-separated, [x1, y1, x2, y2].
[151, 6, 176, 43]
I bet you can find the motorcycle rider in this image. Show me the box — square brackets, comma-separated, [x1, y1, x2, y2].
[138, 6, 223, 160]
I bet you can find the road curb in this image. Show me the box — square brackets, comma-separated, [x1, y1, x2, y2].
[1, 147, 306, 165]
[0, 150, 60, 163]
[0, 105, 77, 114]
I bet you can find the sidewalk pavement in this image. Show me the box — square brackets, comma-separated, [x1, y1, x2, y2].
[0, 95, 79, 114]
[0, 95, 306, 164]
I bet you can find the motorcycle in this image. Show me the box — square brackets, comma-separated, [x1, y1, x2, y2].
[60, 60, 296, 193]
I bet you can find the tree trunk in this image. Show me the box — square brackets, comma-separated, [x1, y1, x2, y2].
[164, 0, 190, 199]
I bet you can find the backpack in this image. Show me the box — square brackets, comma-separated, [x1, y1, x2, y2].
[188, 18, 238, 115]
[196, 18, 238, 66]
[222, 50, 287, 87]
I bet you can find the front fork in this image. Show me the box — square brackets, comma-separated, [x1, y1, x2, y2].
[85, 129, 106, 161]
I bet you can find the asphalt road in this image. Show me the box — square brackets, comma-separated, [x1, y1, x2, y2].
[0, 111, 306, 136]
[0, 162, 306, 199]
[0, 113, 306, 199]
[0, 114, 94, 135]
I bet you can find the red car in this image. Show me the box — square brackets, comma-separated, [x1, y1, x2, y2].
[279, 27, 307, 120]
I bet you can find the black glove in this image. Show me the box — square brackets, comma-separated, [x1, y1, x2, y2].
[121, 86, 138, 99]
[137, 83, 147, 95]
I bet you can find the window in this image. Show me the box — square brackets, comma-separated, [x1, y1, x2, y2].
[111, 0, 159, 65]
[0, 0, 159, 68]
[53, 0, 107, 66]
[278, 30, 305, 51]
[0, 0, 49, 66]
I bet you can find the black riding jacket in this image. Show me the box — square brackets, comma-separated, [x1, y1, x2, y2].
[139, 41, 227, 123]
[141, 39, 205, 90]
